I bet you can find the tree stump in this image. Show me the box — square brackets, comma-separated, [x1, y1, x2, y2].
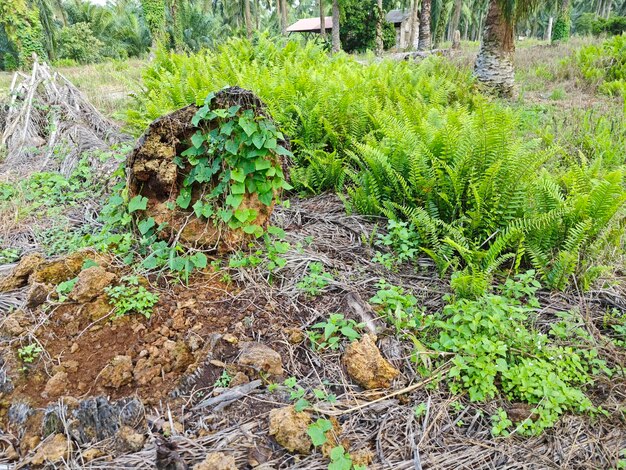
[126, 87, 290, 252]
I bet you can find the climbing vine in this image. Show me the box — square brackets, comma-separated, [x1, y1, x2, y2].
[552, 6, 571, 42]
[140, 0, 166, 44]
[0, 0, 46, 67]
[175, 92, 292, 237]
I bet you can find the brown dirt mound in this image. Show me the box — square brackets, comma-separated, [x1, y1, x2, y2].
[126, 86, 291, 252]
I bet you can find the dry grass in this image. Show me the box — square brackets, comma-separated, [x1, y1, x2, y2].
[0, 59, 145, 119]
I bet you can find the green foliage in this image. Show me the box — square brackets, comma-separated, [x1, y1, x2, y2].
[370, 280, 421, 333]
[18, 343, 42, 364]
[373, 220, 420, 270]
[591, 15, 626, 36]
[551, 7, 571, 42]
[427, 272, 607, 435]
[104, 275, 159, 319]
[56, 277, 78, 302]
[339, 0, 396, 53]
[58, 22, 103, 64]
[575, 34, 626, 97]
[176, 93, 292, 236]
[213, 370, 232, 388]
[140, 0, 166, 42]
[0, 0, 46, 67]
[308, 313, 363, 350]
[296, 262, 334, 296]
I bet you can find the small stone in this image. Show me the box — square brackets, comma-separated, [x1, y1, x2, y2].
[100, 355, 133, 389]
[343, 334, 400, 389]
[222, 333, 238, 344]
[0, 253, 43, 291]
[70, 266, 116, 303]
[268, 406, 312, 455]
[30, 434, 68, 466]
[229, 372, 250, 388]
[238, 342, 283, 377]
[82, 448, 104, 462]
[43, 371, 69, 398]
[85, 296, 113, 322]
[25, 282, 52, 308]
[70, 342, 79, 353]
[63, 360, 80, 374]
[192, 451, 237, 470]
[187, 334, 204, 352]
[115, 425, 146, 453]
[4, 443, 18, 461]
[1, 316, 24, 336]
[283, 327, 305, 344]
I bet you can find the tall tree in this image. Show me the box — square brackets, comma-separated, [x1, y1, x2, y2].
[140, 0, 166, 48]
[418, 0, 432, 51]
[448, 0, 463, 41]
[280, 0, 287, 34]
[434, 0, 452, 47]
[375, 0, 383, 55]
[244, 0, 253, 38]
[551, 0, 570, 42]
[474, 0, 538, 97]
[332, 0, 340, 52]
[0, 0, 46, 66]
[408, 0, 419, 50]
[319, 0, 326, 39]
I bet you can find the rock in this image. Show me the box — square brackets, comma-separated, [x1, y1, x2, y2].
[284, 327, 305, 344]
[85, 296, 113, 322]
[238, 342, 283, 377]
[70, 342, 79, 353]
[229, 372, 250, 388]
[70, 266, 117, 303]
[82, 448, 104, 461]
[133, 358, 161, 386]
[342, 334, 399, 389]
[351, 448, 374, 467]
[4, 443, 18, 461]
[25, 282, 52, 308]
[0, 253, 43, 291]
[1, 315, 25, 336]
[43, 371, 69, 398]
[268, 406, 312, 455]
[115, 425, 146, 453]
[193, 452, 238, 470]
[222, 333, 238, 344]
[31, 251, 88, 285]
[30, 433, 68, 466]
[100, 355, 134, 389]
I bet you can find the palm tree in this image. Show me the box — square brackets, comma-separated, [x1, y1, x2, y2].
[375, 0, 383, 55]
[418, 0, 432, 50]
[319, 0, 326, 40]
[474, 0, 539, 97]
[331, 0, 340, 52]
[244, 0, 252, 37]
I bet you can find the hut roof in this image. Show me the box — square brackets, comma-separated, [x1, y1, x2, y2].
[386, 9, 410, 24]
[286, 17, 333, 33]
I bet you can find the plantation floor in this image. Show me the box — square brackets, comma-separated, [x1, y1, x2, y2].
[1, 40, 626, 468]
[1, 195, 626, 468]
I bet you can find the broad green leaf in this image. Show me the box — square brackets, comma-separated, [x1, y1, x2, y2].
[176, 187, 192, 209]
[255, 158, 272, 171]
[275, 145, 293, 157]
[190, 252, 208, 269]
[231, 182, 246, 194]
[226, 194, 244, 208]
[252, 133, 265, 149]
[231, 168, 246, 183]
[191, 131, 205, 149]
[138, 217, 156, 235]
[128, 195, 148, 213]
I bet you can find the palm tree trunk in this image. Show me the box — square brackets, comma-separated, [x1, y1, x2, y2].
[418, 0, 432, 51]
[474, 0, 515, 97]
[244, 0, 253, 38]
[320, 0, 326, 39]
[332, 0, 341, 52]
[255, 0, 260, 30]
[280, 0, 288, 34]
[434, 0, 452, 48]
[375, 0, 384, 55]
[448, 0, 462, 42]
[408, 0, 420, 50]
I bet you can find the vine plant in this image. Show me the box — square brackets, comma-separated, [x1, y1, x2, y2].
[174, 91, 293, 237]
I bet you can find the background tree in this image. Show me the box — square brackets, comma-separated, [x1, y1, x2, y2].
[474, 0, 539, 97]
[332, 0, 341, 51]
[419, 0, 432, 50]
[375, 0, 384, 55]
[244, 0, 253, 38]
[140, 0, 166, 47]
[0, 0, 47, 67]
[320, 0, 326, 40]
[551, 0, 571, 41]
